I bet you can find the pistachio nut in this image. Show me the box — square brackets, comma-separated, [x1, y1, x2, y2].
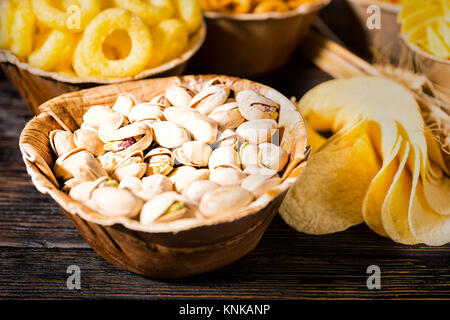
[241, 174, 282, 197]
[119, 174, 173, 201]
[199, 187, 254, 218]
[169, 166, 210, 193]
[112, 151, 147, 181]
[216, 129, 239, 150]
[239, 142, 259, 169]
[165, 84, 196, 107]
[150, 92, 170, 107]
[73, 128, 105, 156]
[173, 141, 212, 167]
[258, 142, 289, 172]
[236, 90, 279, 121]
[164, 107, 218, 144]
[49, 130, 77, 157]
[128, 103, 164, 123]
[140, 192, 195, 224]
[82, 105, 124, 131]
[183, 180, 219, 203]
[208, 102, 245, 131]
[209, 167, 246, 186]
[188, 85, 230, 115]
[151, 121, 190, 148]
[208, 146, 241, 170]
[236, 119, 277, 144]
[144, 147, 174, 176]
[54, 148, 107, 182]
[112, 93, 135, 118]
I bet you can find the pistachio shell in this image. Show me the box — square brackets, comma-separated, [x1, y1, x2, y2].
[88, 186, 143, 218]
[208, 146, 241, 170]
[243, 165, 278, 176]
[209, 167, 246, 186]
[183, 180, 219, 203]
[241, 174, 282, 197]
[199, 187, 254, 217]
[49, 130, 77, 157]
[239, 142, 259, 169]
[208, 102, 245, 131]
[82, 105, 124, 130]
[112, 151, 146, 181]
[236, 119, 277, 144]
[169, 166, 210, 193]
[54, 148, 107, 182]
[73, 128, 105, 156]
[188, 85, 229, 115]
[217, 129, 239, 149]
[236, 90, 279, 121]
[128, 103, 164, 123]
[97, 151, 121, 174]
[258, 143, 289, 172]
[112, 94, 135, 117]
[62, 178, 82, 193]
[144, 147, 174, 176]
[173, 141, 212, 167]
[151, 121, 190, 148]
[69, 177, 108, 203]
[150, 92, 170, 107]
[165, 84, 196, 107]
[140, 192, 194, 224]
[119, 174, 173, 201]
[164, 107, 218, 144]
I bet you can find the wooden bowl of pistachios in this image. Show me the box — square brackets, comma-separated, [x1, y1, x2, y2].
[19, 75, 309, 278]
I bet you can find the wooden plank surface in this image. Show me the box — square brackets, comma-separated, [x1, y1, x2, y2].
[0, 1, 449, 299]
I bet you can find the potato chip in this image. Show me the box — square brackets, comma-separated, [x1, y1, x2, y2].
[280, 122, 381, 235]
[148, 18, 188, 67]
[10, 0, 35, 58]
[0, 0, 16, 49]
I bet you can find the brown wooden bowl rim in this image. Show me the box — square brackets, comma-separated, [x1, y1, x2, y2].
[19, 75, 309, 235]
[0, 22, 206, 85]
[203, 0, 330, 21]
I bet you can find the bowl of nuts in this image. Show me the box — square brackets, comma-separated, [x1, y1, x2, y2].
[191, 0, 330, 76]
[20, 75, 309, 278]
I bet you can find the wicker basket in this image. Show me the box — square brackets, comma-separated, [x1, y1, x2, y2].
[19, 75, 309, 278]
[0, 23, 206, 116]
[189, 1, 330, 76]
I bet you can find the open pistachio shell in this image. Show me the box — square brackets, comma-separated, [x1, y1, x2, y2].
[112, 151, 147, 181]
[183, 180, 219, 203]
[243, 165, 278, 176]
[236, 119, 277, 144]
[169, 166, 210, 193]
[128, 103, 164, 123]
[209, 167, 246, 186]
[144, 147, 174, 176]
[241, 174, 282, 197]
[164, 107, 218, 144]
[140, 192, 195, 224]
[97, 151, 121, 174]
[150, 92, 170, 108]
[208, 146, 241, 170]
[188, 85, 230, 115]
[119, 174, 173, 201]
[199, 187, 254, 218]
[151, 121, 190, 148]
[69, 177, 109, 204]
[165, 84, 197, 107]
[236, 90, 279, 121]
[88, 186, 143, 218]
[258, 143, 289, 172]
[173, 141, 212, 167]
[217, 129, 239, 149]
[239, 142, 259, 169]
[208, 102, 245, 131]
[73, 128, 105, 156]
[82, 105, 124, 131]
[54, 148, 107, 182]
[49, 130, 77, 158]
[112, 94, 135, 118]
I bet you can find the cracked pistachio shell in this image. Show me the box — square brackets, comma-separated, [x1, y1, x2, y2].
[112, 94, 135, 118]
[144, 147, 174, 176]
[112, 151, 147, 181]
[69, 176, 109, 203]
[236, 119, 277, 144]
[82, 105, 124, 131]
[119, 174, 173, 201]
[169, 166, 210, 193]
[217, 129, 239, 149]
[239, 142, 259, 169]
[183, 180, 219, 203]
[151, 121, 190, 148]
[165, 84, 196, 107]
[241, 174, 282, 197]
[88, 186, 143, 218]
[128, 103, 164, 123]
[188, 85, 229, 115]
[208, 146, 241, 170]
[73, 128, 105, 156]
[258, 143, 289, 172]
[150, 93, 170, 107]
[199, 187, 254, 218]
[140, 192, 194, 224]
[208, 102, 245, 131]
[209, 167, 246, 186]
[173, 141, 212, 167]
[164, 107, 218, 144]
[49, 130, 77, 157]
[236, 90, 279, 121]
[243, 165, 278, 176]
[97, 151, 121, 174]
[54, 148, 107, 182]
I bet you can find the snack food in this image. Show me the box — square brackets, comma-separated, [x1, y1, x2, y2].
[399, 0, 450, 59]
[201, 0, 319, 13]
[0, 0, 202, 78]
[48, 78, 296, 225]
[280, 77, 450, 246]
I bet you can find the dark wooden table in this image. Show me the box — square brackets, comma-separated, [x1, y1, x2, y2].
[1, 1, 449, 300]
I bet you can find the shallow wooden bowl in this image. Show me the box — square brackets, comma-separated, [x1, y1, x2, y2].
[347, 0, 401, 61]
[190, 1, 330, 76]
[19, 75, 309, 278]
[0, 23, 206, 116]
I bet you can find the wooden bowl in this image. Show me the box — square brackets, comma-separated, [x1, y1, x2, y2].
[347, 0, 401, 61]
[0, 23, 206, 116]
[401, 36, 450, 106]
[189, 1, 330, 76]
[19, 75, 309, 278]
